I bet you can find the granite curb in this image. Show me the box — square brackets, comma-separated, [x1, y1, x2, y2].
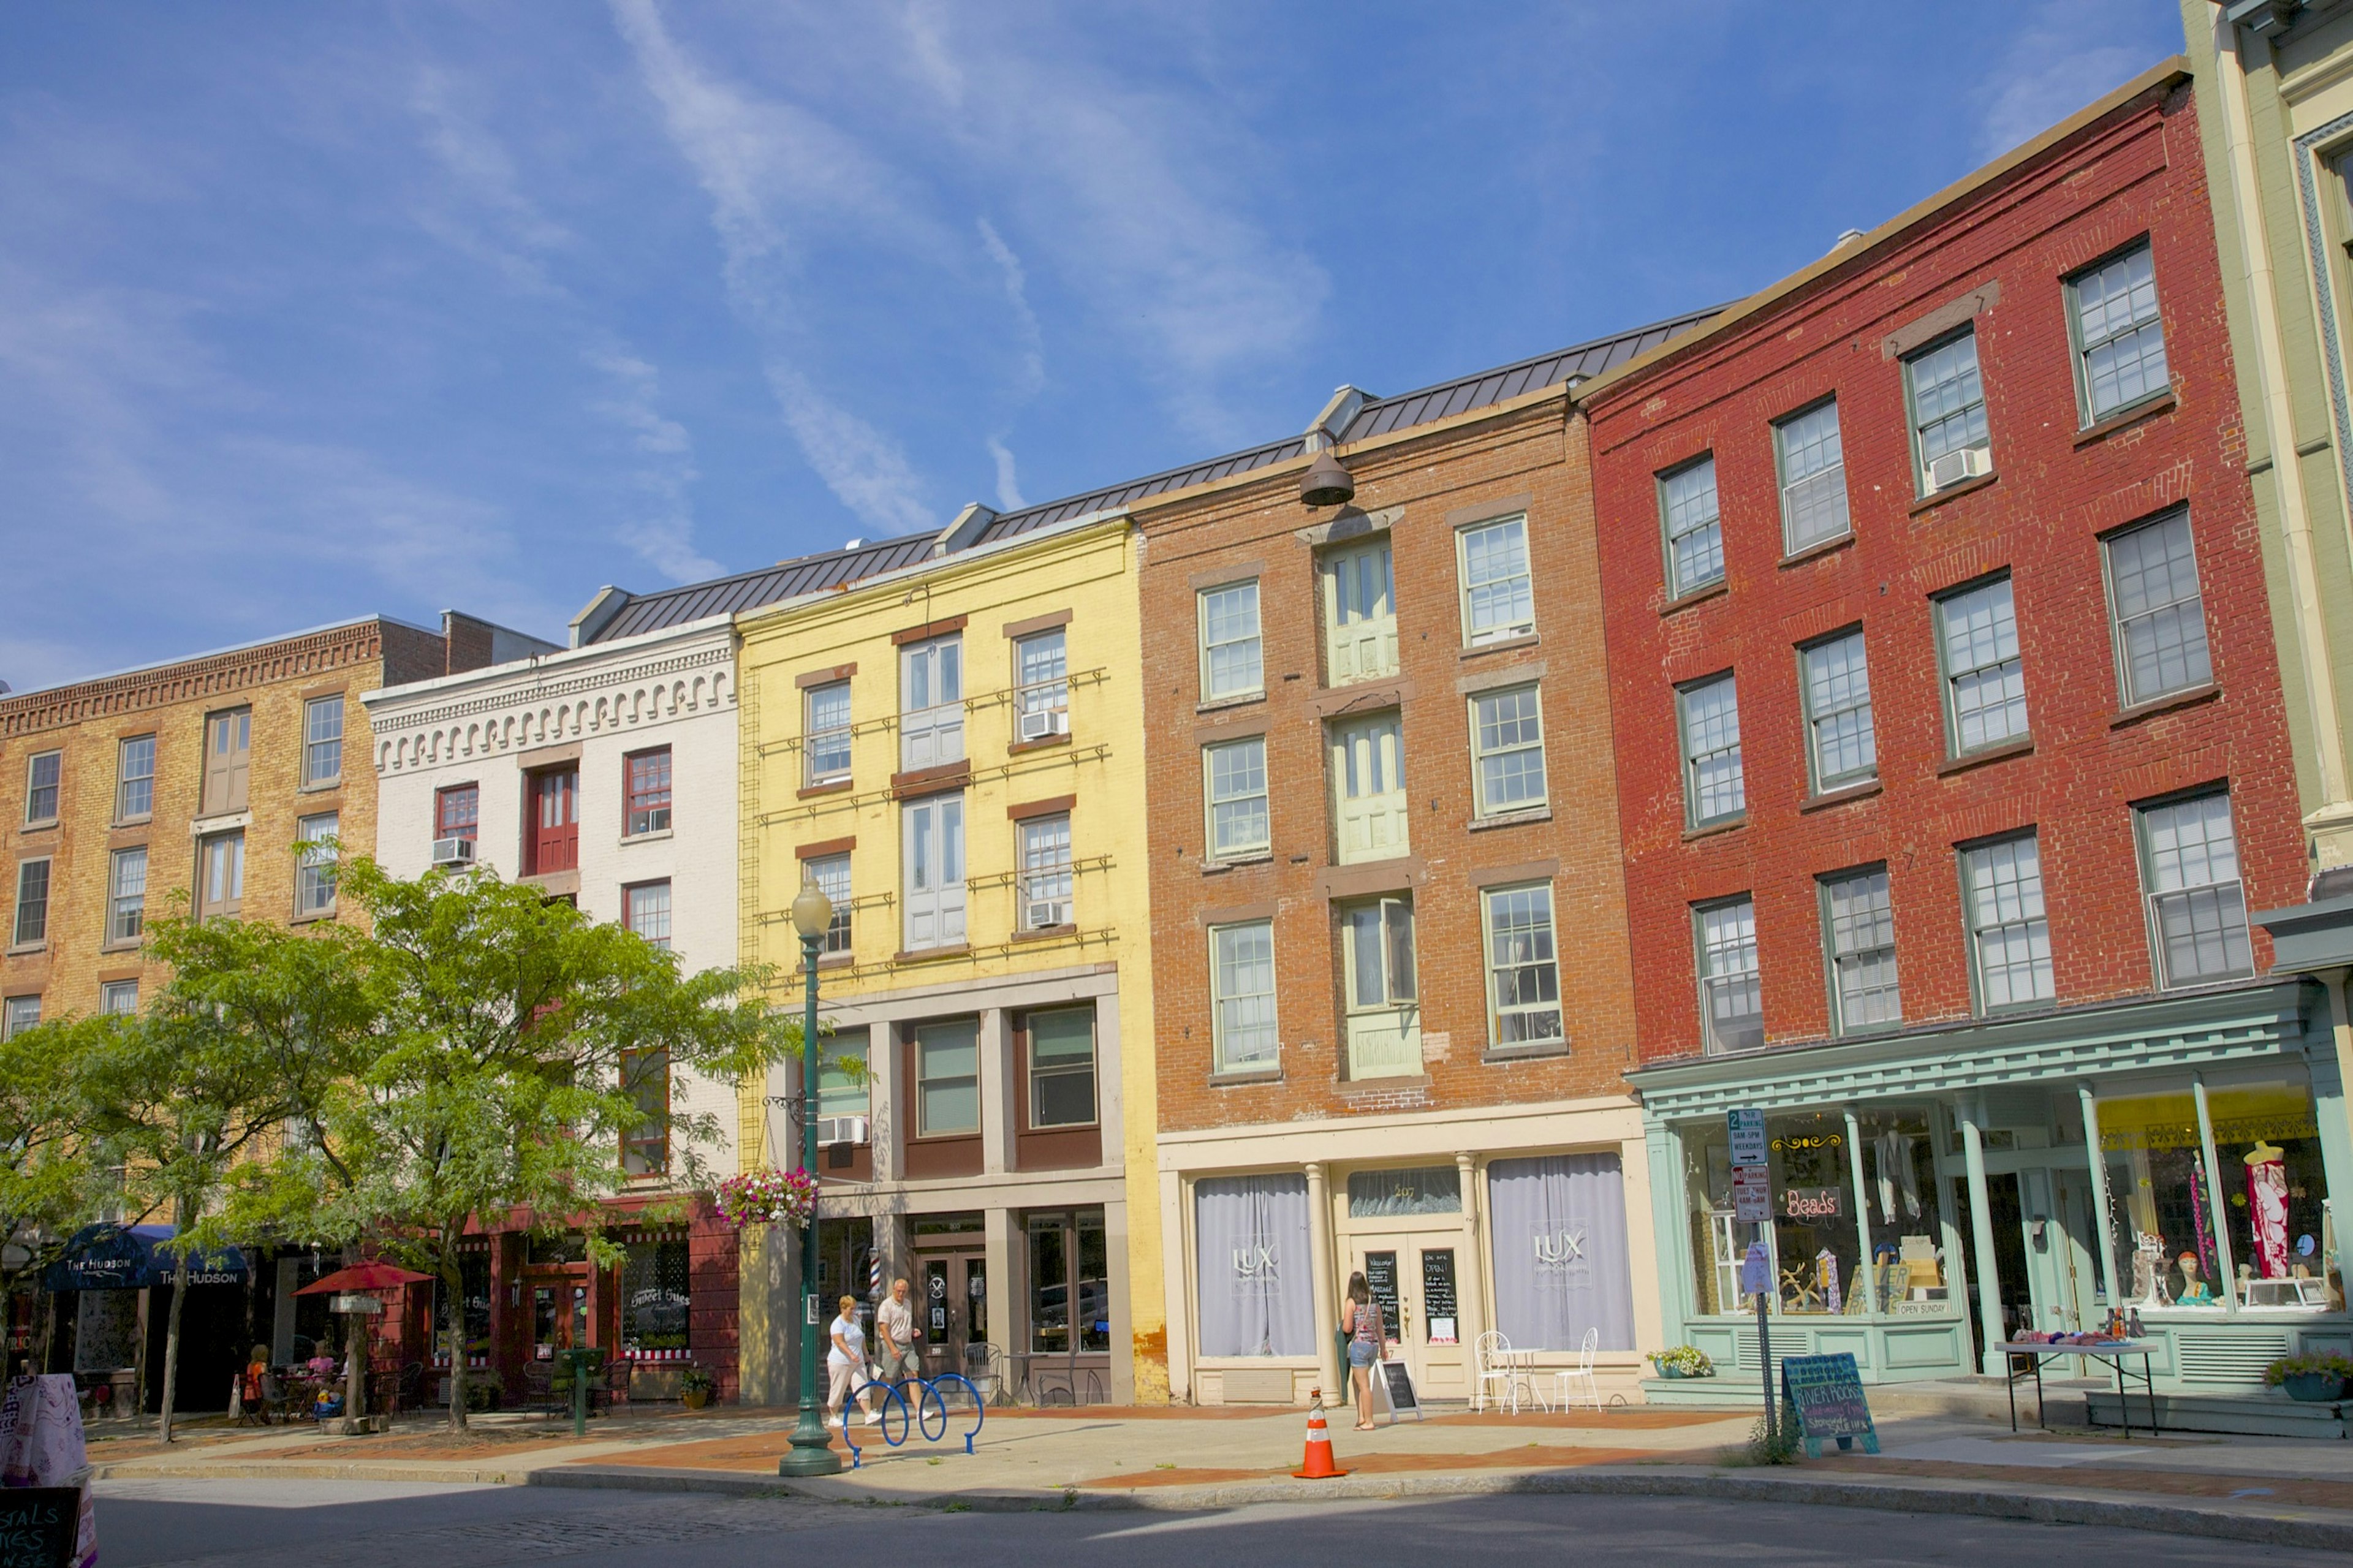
[533, 1461, 2353, 1549]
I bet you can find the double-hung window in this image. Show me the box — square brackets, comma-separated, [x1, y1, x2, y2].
[900, 635, 964, 771]
[1661, 457, 1723, 598]
[2104, 510, 2210, 706]
[806, 852, 851, 955]
[1820, 866, 1899, 1034]
[302, 697, 343, 787]
[109, 847, 147, 945]
[625, 748, 673, 836]
[1936, 576, 2028, 754]
[1015, 629, 1069, 738]
[1459, 515, 1535, 645]
[100, 980, 138, 1017]
[1020, 812, 1074, 930]
[1800, 629, 1876, 792]
[1027, 1007, 1097, 1129]
[1209, 920, 1278, 1073]
[1906, 329, 1990, 491]
[2, 996, 39, 1040]
[116, 736, 155, 822]
[1470, 684, 1547, 816]
[24, 752, 60, 825]
[902, 793, 966, 950]
[620, 1046, 670, 1175]
[1204, 737, 1270, 860]
[1199, 581, 1264, 702]
[1677, 673, 1745, 827]
[1482, 882, 1563, 1048]
[434, 784, 479, 846]
[625, 880, 673, 951]
[915, 1020, 980, 1137]
[1694, 897, 1762, 1055]
[12, 860, 50, 947]
[805, 681, 852, 785]
[1960, 834, 2053, 1012]
[295, 812, 338, 917]
[1776, 400, 1849, 552]
[1322, 538, 1398, 684]
[2070, 242, 2168, 423]
[2137, 791, 2253, 988]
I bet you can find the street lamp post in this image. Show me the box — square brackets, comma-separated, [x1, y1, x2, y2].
[778, 880, 841, 1477]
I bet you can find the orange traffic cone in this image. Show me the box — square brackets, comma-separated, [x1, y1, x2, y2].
[1292, 1388, 1348, 1479]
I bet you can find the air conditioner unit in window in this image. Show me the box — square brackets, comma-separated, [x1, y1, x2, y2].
[1925, 444, 1991, 493]
[430, 836, 476, 868]
[1026, 899, 1071, 930]
[1017, 708, 1070, 743]
[814, 1115, 870, 1148]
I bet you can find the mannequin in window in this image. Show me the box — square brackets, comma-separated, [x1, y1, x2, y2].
[2243, 1140, 2289, 1279]
[2175, 1252, 2217, 1305]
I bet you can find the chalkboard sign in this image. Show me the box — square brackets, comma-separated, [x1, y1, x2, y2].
[1373, 1357, 1422, 1423]
[1779, 1352, 1879, 1457]
[1420, 1251, 1458, 1346]
[0, 1487, 80, 1568]
[1362, 1252, 1401, 1342]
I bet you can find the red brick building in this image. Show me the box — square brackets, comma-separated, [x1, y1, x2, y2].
[1582, 62, 2346, 1392]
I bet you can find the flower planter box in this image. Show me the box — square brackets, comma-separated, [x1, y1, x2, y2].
[2283, 1372, 2346, 1403]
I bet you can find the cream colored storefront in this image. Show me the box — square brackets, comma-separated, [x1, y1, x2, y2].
[1156, 1095, 1663, 1407]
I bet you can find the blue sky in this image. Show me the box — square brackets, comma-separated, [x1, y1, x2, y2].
[0, 1, 2184, 692]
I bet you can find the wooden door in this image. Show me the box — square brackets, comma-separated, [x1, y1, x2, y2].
[1330, 713, 1407, 864]
[203, 710, 250, 814]
[530, 770, 578, 874]
[1322, 540, 1398, 685]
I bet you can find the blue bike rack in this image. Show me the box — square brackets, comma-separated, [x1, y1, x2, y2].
[836, 1374, 985, 1468]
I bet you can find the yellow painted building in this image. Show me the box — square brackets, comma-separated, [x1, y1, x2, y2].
[733, 510, 1165, 1404]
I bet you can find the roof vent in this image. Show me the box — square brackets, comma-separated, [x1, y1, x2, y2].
[843, 537, 867, 550]
[1832, 227, 1867, 252]
[1300, 450, 1355, 509]
[1306, 384, 1371, 451]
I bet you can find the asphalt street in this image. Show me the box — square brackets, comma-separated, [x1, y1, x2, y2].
[89, 1478, 2346, 1567]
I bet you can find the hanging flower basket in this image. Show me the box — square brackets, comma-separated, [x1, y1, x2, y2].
[714, 1167, 819, 1229]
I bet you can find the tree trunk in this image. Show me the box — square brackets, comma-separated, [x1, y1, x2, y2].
[158, 1248, 190, 1443]
[441, 1238, 468, 1433]
[344, 1311, 366, 1429]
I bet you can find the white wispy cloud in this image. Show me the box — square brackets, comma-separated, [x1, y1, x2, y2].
[977, 216, 1045, 400]
[1974, 2, 2154, 162]
[987, 436, 1025, 511]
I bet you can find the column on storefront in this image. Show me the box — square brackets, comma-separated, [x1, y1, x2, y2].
[1303, 1162, 1338, 1396]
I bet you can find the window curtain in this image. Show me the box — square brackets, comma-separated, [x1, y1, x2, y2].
[1193, 1173, 1313, 1357]
[1488, 1153, 1635, 1351]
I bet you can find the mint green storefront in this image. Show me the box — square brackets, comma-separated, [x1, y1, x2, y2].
[1631, 982, 2353, 1392]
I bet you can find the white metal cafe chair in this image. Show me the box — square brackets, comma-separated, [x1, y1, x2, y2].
[1472, 1330, 1518, 1412]
[1553, 1327, 1602, 1412]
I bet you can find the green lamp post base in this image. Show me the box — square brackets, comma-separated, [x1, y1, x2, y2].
[777, 1407, 841, 1476]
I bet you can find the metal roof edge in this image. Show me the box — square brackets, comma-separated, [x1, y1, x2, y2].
[361, 612, 737, 710]
[734, 509, 1131, 635]
[1571, 56, 2194, 413]
[0, 613, 433, 705]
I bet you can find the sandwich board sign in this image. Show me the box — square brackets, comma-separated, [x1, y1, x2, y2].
[1779, 1352, 1879, 1457]
[1373, 1357, 1423, 1424]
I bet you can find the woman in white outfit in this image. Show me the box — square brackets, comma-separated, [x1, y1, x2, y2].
[827, 1294, 877, 1425]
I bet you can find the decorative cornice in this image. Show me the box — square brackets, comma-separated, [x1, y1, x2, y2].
[1, 623, 389, 740]
[370, 642, 734, 776]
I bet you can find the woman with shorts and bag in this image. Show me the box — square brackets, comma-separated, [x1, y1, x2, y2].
[1341, 1271, 1382, 1430]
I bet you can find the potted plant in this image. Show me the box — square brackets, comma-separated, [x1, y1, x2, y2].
[713, 1167, 819, 1230]
[464, 1369, 503, 1412]
[2265, 1350, 2353, 1403]
[680, 1365, 716, 1410]
[1648, 1345, 1716, 1379]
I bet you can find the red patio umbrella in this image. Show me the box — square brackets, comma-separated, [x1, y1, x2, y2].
[295, 1261, 434, 1295]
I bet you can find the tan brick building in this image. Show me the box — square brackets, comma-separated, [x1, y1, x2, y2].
[1129, 317, 1712, 1407]
[1, 612, 550, 1034]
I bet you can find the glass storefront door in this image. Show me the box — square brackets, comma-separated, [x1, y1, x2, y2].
[916, 1252, 986, 1382]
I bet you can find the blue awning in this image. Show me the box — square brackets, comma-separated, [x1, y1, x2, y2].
[42, 1224, 249, 1292]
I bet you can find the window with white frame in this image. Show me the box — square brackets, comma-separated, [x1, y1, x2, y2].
[900, 635, 964, 771]
[1026, 1006, 1096, 1129]
[806, 852, 851, 955]
[1322, 538, 1398, 684]
[2, 996, 38, 1039]
[625, 880, 672, 951]
[1471, 684, 1547, 817]
[1800, 629, 1876, 792]
[1906, 329, 1990, 489]
[2104, 510, 2210, 707]
[116, 735, 155, 822]
[1199, 581, 1264, 701]
[1020, 812, 1074, 930]
[1340, 895, 1419, 1080]
[295, 812, 338, 917]
[1661, 457, 1724, 598]
[2137, 791, 2253, 988]
[108, 847, 146, 945]
[1458, 515, 1535, 645]
[2071, 242, 2168, 423]
[1677, 673, 1745, 827]
[1209, 920, 1278, 1073]
[1776, 400, 1849, 552]
[902, 793, 966, 950]
[1695, 897, 1762, 1055]
[100, 980, 138, 1017]
[1482, 883, 1563, 1048]
[1960, 834, 2053, 1012]
[303, 696, 344, 787]
[1821, 866, 1899, 1034]
[12, 860, 50, 947]
[24, 752, 60, 825]
[1015, 628, 1069, 739]
[805, 680, 852, 785]
[1937, 576, 2028, 754]
[1204, 736, 1270, 860]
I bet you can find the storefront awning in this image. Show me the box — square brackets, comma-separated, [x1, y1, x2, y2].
[40, 1224, 249, 1292]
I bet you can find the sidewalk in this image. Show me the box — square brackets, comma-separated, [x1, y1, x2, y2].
[85, 1400, 2353, 1550]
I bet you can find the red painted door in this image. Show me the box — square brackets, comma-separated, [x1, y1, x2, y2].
[531, 770, 578, 874]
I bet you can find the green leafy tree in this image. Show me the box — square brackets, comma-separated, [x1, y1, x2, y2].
[0, 1015, 103, 1373]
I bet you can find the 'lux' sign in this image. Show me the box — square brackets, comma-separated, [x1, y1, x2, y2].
[1533, 1230, 1587, 1267]
[1231, 1246, 1279, 1277]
